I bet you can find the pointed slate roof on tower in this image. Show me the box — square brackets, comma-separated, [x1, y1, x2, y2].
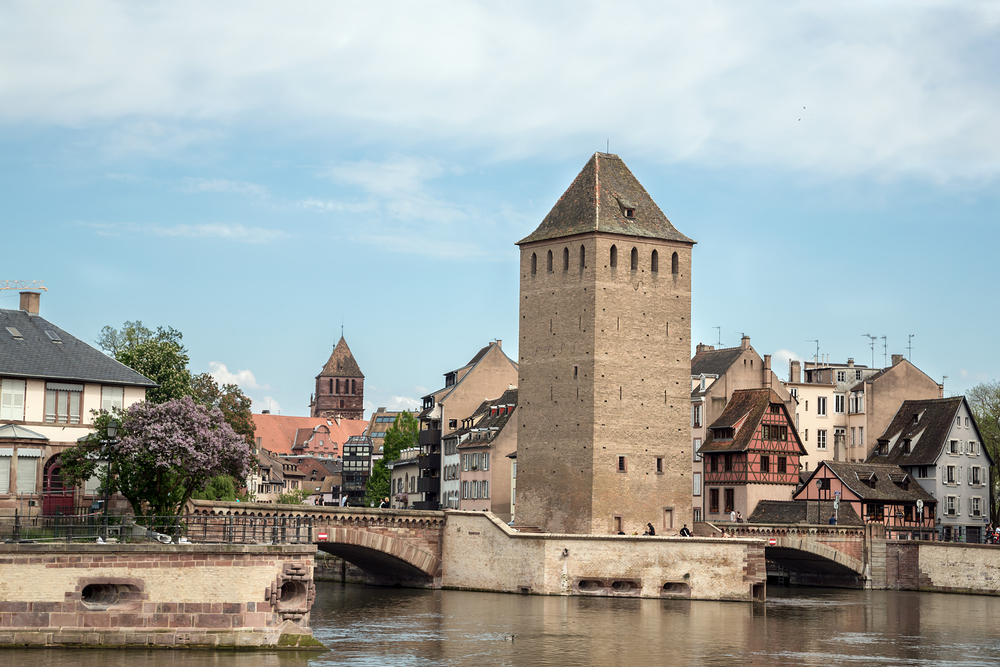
[319, 336, 364, 378]
[517, 152, 695, 245]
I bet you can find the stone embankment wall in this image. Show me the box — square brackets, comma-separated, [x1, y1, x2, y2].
[442, 511, 765, 601]
[0, 543, 321, 649]
[314, 553, 369, 585]
[886, 541, 1000, 595]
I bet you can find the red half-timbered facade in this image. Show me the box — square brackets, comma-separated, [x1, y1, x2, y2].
[795, 461, 937, 539]
[697, 388, 806, 522]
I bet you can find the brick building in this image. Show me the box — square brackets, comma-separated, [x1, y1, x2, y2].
[515, 152, 696, 535]
[311, 336, 364, 420]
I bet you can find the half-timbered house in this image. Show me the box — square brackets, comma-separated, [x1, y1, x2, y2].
[794, 461, 937, 539]
[697, 388, 806, 521]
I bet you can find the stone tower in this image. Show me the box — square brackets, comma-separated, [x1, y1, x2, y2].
[515, 153, 695, 535]
[311, 336, 365, 420]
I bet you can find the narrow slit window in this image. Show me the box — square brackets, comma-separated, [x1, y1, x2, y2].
[610, 245, 617, 268]
[651, 250, 658, 273]
[630, 247, 638, 271]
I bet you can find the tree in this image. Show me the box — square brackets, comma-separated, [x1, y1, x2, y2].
[277, 488, 310, 505]
[191, 372, 255, 446]
[967, 381, 1000, 517]
[60, 396, 252, 523]
[98, 321, 191, 403]
[365, 412, 418, 506]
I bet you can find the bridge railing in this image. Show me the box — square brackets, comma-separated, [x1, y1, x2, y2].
[0, 512, 313, 545]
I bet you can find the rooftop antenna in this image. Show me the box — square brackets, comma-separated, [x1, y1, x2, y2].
[713, 326, 722, 347]
[881, 336, 887, 367]
[862, 334, 877, 368]
[908, 334, 915, 361]
[942, 375, 948, 395]
[607, 138, 610, 152]
[807, 340, 819, 367]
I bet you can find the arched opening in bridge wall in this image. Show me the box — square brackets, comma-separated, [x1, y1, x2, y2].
[764, 543, 866, 589]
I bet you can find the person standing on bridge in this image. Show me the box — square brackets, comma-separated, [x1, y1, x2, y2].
[379, 497, 389, 509]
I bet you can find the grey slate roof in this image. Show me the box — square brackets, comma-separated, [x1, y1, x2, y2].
[691, 346, 744, 377]
[870, 397, 992, 467]
[819, 462, 935, 504]
[0, 308, 156, 387]
[517, 153, 694, 246]
[749, 499, 864, 526]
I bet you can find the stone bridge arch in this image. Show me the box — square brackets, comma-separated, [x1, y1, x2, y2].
[730, 524, 869, 584]
[316, 527, 441, 581]
[766, 535, 865, 576]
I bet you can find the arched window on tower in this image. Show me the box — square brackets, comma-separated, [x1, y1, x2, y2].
[671, 252, 679, 275]
[335, 379, 340, 395]
[651, 250, 658, 273]
[547, 249, 553, 273]
[630, 247, 638, 271]
[329, 379, 333, 394]
[610, 245, 617, 268]
[563, 247, 569, 272]
[351, 379, 356, 395]
[531, 253, 537, 275]
[580, 245, 586, 269]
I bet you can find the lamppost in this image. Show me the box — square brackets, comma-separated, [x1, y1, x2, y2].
[102, 419, 120, 539]
[815, 478, 823, 524]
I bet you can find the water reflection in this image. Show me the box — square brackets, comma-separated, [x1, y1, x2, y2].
[5, 583, 1000, 667]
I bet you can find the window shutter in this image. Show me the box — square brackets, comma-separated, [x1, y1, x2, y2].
[958, 466, 962, 484]
[942, 466, 946, 484]
[15, 456, 37, 494]
[0, 456, 9, 494]
[957, 497, 961, 515]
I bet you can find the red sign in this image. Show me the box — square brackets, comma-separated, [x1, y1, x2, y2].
[768, 538, 777, 546]
[317, 532, 328, 541]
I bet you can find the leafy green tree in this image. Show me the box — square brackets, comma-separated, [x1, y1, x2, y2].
[365, 412, 418, 506]
[277, 488, 310, 505]
[967, 381, 1000, 517]
[98, 321, 191, 403]
[191, 372, 255, 446]
[60, 397, 252, 523]
[191, 475, 238, 502]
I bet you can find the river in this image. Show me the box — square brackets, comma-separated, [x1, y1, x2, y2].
[4, 583, 1000, 666]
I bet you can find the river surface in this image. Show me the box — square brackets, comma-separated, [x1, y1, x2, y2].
[4, 583, 1000, 666]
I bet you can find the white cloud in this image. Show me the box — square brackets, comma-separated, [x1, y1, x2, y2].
[297, 198, 377, 214]
[181, 178, 268, 198]
[255, 396, 281, 414]
[3, 2, 998, 181]
[207, 361, 269, 391]
[771, 349, 802, 380]
[78, 221, 290, 244]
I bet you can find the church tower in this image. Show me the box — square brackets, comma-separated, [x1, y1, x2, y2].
[515, 153, 695, 535]
[311, 336, 365, 420]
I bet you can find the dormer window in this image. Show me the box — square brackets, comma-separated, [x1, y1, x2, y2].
[900, 439, 911, 454]
[624, 208, 635, 218]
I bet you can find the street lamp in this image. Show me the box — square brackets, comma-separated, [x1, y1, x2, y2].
[815, 478, 822, 524]
[102, 419, 120, 538]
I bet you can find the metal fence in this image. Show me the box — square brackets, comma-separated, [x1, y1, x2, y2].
[0, 512, 314, 545]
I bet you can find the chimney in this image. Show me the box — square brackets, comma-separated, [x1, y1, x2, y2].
[763, 355, 772, 388]
[891, 354, 904, 367]
[790, 360, 801, 384]
[495, 339, 501, 349]
[696, 343, 715, 354]
[847, 358, 854, 367]
[19, 291, 40, 316]
[741, 335, 750, 350]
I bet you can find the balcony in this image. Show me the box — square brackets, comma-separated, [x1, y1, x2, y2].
[418, 453, 441, 470]
[416, 477, 440, 494]
[418, 429, 442, 447]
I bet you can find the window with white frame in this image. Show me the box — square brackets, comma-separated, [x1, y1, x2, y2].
[835, 394, 845, 414]
[482, 453, 489, 471]
[968, 441, 979, 456]
[971, 496, 982, 517]
[817, 430, 827, 450]
[817, 396, 827, 416]
[482, 481, 489, 499]
[693, 472, 701, 496]
[1, 379, 26, 420]
[945, 495, 957, 516]
[0, 451, 10, 494]
[15, 449, 40, 494]
[692, 404, 703, 428]
[856, 370, 863, 380]
[971, 466, 982, 486]
[949, 440, 960, 455]
[101, 386, 124, 413]
[693, 438, 702, 462]
[945, 465, 957, 485]
[837, 371, 846, 382]
[789, 387, 798, 399]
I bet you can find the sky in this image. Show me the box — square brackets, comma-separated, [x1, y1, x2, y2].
[2, 1, 999, 418]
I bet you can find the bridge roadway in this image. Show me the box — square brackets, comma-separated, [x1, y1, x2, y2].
[188, 501, 886, 591]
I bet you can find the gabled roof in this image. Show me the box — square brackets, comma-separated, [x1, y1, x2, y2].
[457, 388, 518, 450]
[318, 336, 364, 378]
[252, 413, 368, 456]
[691, 346, 745, 377]
[517, 153, 694, 246]
[698, 388, 804, 454]
[808, 461, 936, 503]
[749, 499, 864, 526]
[0, 308, 156, 387]
[870, 397, 969, 466]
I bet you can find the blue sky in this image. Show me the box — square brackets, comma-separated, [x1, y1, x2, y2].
[2, 1, 998, 417]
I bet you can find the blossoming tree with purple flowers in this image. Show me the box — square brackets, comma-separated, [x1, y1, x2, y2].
[61, 396, 252, 521]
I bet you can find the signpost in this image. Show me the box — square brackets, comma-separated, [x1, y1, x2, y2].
[318, 532, 328, 541]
